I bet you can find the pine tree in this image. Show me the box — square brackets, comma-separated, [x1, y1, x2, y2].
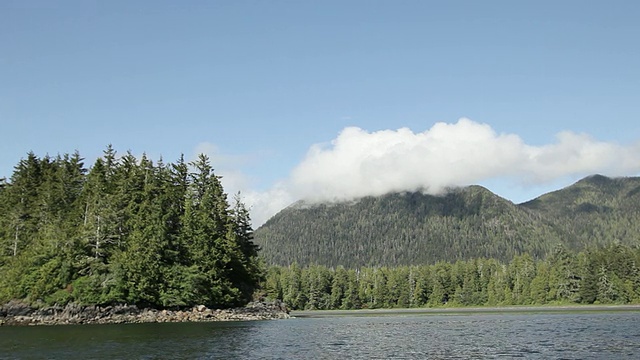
[508, 254, 535, 304]
[4, 152, 42, 257]
[343, 269, 361, 309]
[330, 266, 348, 309]
[264, 266, 283, 300]
[179, 155, 242, 307]
[113, 155, 168, 305]
[529, 261, 551, 304]
[282, 263, 305, 309]
[548, 245, 580, 303]
[228, 193, 263, 302]
[0, 149, 264, 308]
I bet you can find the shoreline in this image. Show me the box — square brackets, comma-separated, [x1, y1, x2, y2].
[0, 300, 290, 326]
[5, 301, 638, 325]
[291, 304, 640, 318]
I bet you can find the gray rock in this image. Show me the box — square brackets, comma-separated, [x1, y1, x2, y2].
[1, 300, 290, 326]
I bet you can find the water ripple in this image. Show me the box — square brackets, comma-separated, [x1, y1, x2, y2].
[1, 311, 640, 359]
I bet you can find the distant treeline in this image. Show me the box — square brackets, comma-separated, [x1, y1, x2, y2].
[0, 147, 262, 308]
[263, 244, 640, 310]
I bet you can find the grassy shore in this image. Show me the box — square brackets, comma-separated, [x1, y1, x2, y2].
[291, 304, 640, 318]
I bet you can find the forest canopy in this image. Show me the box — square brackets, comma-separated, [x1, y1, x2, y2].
[0, 147, 262, 309]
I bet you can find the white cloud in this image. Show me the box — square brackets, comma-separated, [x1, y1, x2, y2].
[286, 119, 640, 204]
[240, 184, 295, 228]
[289, 119, 524, 201]
[200, 119, 640, 227]
[524, 131, 640, 183]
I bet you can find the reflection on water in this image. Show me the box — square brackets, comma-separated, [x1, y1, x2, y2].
[1, 311, 640, 359]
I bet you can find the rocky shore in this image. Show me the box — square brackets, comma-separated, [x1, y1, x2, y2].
[0, 300, 289, 326]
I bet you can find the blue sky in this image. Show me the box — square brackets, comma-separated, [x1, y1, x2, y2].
[2, 1, 640, 225]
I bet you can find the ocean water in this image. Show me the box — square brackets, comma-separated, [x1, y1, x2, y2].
[1, 311, 639, 359]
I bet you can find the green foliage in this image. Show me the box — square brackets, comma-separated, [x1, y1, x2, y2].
[0, 149, 262, 309]
[264, 244, 640, 310]
[255, 176, 640, 267]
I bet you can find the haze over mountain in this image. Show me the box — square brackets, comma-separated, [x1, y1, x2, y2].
[254, 175, 640, 267]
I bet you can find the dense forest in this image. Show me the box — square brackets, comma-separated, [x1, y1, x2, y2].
[0, 147, 262, 309]
[255, 176, 640, 267]
[521, 174, 640, 248]
[2, 148, 640, 312]
[263, 244, 640, 310]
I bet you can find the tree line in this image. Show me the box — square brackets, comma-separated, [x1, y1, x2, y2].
[0, 147, 262, 308]
[262, 243, 640, 310]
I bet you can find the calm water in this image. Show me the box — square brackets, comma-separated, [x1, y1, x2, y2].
[1, 311, 640, 359]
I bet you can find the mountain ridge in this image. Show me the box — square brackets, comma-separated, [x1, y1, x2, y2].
[254, 175, 640, 267]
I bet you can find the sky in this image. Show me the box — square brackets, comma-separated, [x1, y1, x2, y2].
[2, 1, 640, 226]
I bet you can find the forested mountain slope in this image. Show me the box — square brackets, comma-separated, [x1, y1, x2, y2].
[521, 175, 640, 248]
[255, 186, 564, 267]
[254, 176, 640, 267]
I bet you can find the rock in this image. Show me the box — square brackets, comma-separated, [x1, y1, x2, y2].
[0, 299, 290, 326]
[1, 300, 34, 317]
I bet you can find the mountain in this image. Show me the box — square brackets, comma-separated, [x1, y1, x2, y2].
[520, 174, 640, 248]
[253, 175, 640, 267]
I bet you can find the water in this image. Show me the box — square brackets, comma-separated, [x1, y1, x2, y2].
[2, 311, 640, 359]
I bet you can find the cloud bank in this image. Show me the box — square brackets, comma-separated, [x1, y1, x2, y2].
[225, 118, 640, 226]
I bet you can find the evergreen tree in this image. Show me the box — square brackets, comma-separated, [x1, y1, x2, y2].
[529, 261, 551, 304]
[228, 193, 263, 302]
[330, 266, 349, 309]
[508, 254, 535, 304]
[548, 245, 580, 303]
[0, 149, 262, 308]
[281, 263, 305, 309]
[411, 265, 432, 307]
[343, 269, 361, 309]
[264, 266, 283, 300]
[3, 152, 42, 257]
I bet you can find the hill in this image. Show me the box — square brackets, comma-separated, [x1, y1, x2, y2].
[254, 175, 640, 267]
[520, 174, 640, 248]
